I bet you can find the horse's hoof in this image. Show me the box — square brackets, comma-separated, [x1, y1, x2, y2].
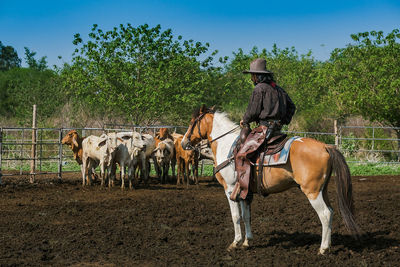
[241, 239, 250, 249]
[227, 242, 238, 252]
[318, 248, 329, 255]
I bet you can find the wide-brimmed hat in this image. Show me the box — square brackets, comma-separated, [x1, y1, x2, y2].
[243, 58, 273, 74]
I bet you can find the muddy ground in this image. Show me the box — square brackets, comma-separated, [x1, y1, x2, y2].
[0, 172, 399, 266]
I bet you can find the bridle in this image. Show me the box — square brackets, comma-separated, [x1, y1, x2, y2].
[184, 112, 207, 150]
[185, 111, 240, 150]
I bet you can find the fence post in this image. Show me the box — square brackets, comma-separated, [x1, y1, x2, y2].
[372, 126, 375, 151]
[39, 129, 43, 172]
[58, 128, 63, 181]
[20, 129, 24, 175]
[0, 127, 3, 185]
[30, 104, 37, 183]
[200, 160, 204, 176]
[334, 119, 339, 147]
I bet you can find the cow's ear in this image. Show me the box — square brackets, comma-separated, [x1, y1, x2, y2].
[98, 139, 107, 147]
[121, 135, 131, 140]
[72, 135, 79, 148]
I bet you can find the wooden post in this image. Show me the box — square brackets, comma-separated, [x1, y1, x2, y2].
[30, 104, 37, 183]
[0, 127, 3, 185]
[39, 129, 43, 172]
[372, 127, 375, 151]
[20, 129, 24, 175]
[58, 128, 63, 181]
[334, 119, 339, 147]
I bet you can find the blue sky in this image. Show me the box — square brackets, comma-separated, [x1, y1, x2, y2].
[1, 0, 399, 67]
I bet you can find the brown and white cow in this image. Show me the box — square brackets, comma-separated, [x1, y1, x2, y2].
[61, 130, 98, 182]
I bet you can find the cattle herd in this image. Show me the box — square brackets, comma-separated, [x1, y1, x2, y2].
[61, 128, 214, 188]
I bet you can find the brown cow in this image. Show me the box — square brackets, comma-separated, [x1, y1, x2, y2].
[61, 130, 98, 181]
[174, 134, 199, 186]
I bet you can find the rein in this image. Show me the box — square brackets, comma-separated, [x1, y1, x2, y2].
[187, 111, 240, 175]
[209, 126, 240, 144]
[188, 111, 239, 146]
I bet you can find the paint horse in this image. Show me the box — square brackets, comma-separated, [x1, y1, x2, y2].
[181, 105, 360, 254]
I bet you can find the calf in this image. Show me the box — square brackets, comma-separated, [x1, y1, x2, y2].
[133, 133, 155, 185]
[174, 134, 199, 186]
[154, 128, 176, 180]
[153, 138, 174, 184]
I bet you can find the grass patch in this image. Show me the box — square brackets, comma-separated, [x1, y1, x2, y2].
[348, 163, 400, 176]
[2, 160, 399, 177]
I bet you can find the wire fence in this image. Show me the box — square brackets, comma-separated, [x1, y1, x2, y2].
[0, 124, 399, 183]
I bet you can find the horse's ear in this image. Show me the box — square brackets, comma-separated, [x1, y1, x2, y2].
[200, 104, 207, 114]
[210, 105, 216, 112]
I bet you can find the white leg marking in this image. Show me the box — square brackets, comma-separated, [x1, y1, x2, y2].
[309, 191, 333, 254]
[225, 188, 242, 249]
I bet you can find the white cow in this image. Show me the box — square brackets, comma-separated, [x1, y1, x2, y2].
[81, 134, 119, 186]
[133, 133, 155, 185]
[107, 131, 146, 189]
[153, 138, 174, 184]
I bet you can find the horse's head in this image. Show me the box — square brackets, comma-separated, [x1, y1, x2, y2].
[181, 105, 215, 150]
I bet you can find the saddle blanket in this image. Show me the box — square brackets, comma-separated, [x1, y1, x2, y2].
[253, 136, 302, 167]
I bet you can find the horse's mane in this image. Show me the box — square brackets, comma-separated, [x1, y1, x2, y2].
[213, 111, 239, 132]
[192, 105, 239, 134]
[191, 105, 215, 119]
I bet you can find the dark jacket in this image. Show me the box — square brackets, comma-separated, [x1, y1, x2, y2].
[242, 82, 296, 125]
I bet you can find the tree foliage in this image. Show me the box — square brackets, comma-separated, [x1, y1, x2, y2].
[0, 68, 64, 124]
[24, 47, 48, 71]
[327, 29, 400, 128]
[0, 41, 21, 71]
[324, 29, 400, 154]
[64, 23, 219, 125]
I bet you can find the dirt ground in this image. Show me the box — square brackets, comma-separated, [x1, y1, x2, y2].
[0, 172, 399, 266]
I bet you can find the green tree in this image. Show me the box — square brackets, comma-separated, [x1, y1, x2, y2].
[24, 47, 48, 71]
[0, 68, 64, 125]
[0, 41, 21, 71]
[327, 29, 400, 157]
[64, 23, 218, 125]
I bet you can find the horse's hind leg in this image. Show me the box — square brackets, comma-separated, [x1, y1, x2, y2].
[307, 186, 333, 255]
[240, 199, 253, 248]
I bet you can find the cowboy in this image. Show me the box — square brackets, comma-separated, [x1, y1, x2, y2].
[231, 58, 296, 201]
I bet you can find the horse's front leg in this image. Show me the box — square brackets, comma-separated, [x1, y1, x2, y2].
[224, 187, 243, 251]
[240, 199, 253, 248]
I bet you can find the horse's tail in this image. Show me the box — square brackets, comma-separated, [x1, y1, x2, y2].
[326, 145, 361, 237]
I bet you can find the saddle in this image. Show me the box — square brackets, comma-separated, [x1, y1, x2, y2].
[259, 134, 288, 155]
[230, 125, 288, 201]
